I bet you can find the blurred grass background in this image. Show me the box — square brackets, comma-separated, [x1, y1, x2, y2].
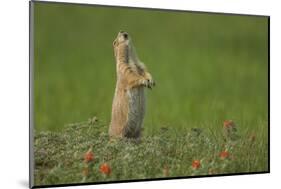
[34, 2, 268, 135]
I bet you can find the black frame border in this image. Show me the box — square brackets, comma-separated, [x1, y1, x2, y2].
[29, 0, 270, 188]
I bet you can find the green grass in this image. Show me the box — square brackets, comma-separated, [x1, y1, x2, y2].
[34, 118, 268, 186]
[34, 3, 268, 134]
[33, 2, 269, 185]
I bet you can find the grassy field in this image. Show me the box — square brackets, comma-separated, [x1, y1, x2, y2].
[33, 1, 268, 186]
[34, 118, 268, 186]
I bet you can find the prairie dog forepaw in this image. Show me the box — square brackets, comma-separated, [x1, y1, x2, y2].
[147, 78, 155, 89]
[145, 73, 155, 88]
[140, 78, 155, 89]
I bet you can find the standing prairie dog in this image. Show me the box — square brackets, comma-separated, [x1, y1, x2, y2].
[109, 31, 155, 140]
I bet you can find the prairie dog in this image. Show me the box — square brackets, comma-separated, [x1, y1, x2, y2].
[109, 31, 155, 139]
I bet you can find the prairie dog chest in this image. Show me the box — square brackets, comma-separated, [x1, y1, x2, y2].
[125, 86, 146, 137]
[127, 87, 145, 116]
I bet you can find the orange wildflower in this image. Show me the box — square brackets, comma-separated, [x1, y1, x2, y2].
[84, 148, 94, 163]
[192, 160, 201, 169]
[100, 163, 111, 175]
[223, 120, 235, 128]
[219, 150, 229, 159]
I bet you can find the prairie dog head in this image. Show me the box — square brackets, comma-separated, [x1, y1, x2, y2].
[113, 31, 130, 47]
[113, 31, 139, 64]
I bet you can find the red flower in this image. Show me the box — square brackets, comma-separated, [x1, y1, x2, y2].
[219, 150, 229, 159]
[192, 160, 201, 169]
[84, 148, 94, 163]
[223, 120, 235, 128]
[100, 163, 111, 175]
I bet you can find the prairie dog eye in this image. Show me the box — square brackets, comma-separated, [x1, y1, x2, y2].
[118, 31, 129, 40]
[123, 33, 128, 39]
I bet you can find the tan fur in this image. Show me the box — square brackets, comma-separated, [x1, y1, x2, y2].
[109, 31, 155, 139]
